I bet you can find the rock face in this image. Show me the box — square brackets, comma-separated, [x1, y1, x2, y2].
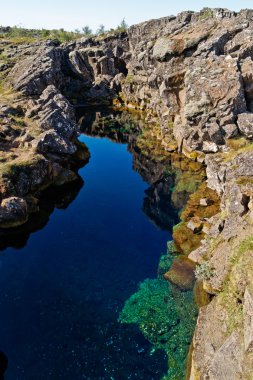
[10, 41, 64, 95]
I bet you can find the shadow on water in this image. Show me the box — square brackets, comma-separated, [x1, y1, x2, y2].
[0, 178, 84, 251]
[0, 352, 8, 380]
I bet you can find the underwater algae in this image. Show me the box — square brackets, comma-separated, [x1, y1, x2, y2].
[119, 253, 198, 380]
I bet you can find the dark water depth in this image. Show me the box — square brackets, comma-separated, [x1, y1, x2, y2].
[0, 134, 180, 379]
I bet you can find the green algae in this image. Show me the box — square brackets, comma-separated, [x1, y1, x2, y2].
[119, 273, 198, 380]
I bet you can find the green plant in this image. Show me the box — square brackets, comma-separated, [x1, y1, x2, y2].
[125, 74, 134, 83]
[116, 18, 128, 33]
[195, 262, 214, 281]
[198, 8, 213, 20]
[96, 24, 106, 35]
[82, 26, 92, 36]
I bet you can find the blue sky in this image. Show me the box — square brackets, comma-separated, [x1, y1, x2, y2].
[1, 0, 253, 32]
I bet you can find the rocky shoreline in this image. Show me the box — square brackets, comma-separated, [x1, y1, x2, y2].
[1, 7, 253, 379]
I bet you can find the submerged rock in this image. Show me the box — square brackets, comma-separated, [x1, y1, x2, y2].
[164, 257, 196, 290]
[119, 278, 198, 380]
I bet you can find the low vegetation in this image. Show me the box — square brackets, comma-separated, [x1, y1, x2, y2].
[0, 18, 128, 44]
[195, 262, 214, 281]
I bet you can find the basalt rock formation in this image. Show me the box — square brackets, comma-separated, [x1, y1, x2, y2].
[2, 6, 253, 379]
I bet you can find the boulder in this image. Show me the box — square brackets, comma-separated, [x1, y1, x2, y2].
[237, 113, 253, 139]
[26, 85, 76, 139]
[34, 130, 77, 155]
[0, 197, 28, 228]
[164, 257, 196, 290]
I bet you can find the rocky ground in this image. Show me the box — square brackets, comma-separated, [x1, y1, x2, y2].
[2, 7, 253, 379]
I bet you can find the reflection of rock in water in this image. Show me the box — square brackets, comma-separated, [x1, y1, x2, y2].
[77, 108, 207, 231]
[0, 352, 8, 380]
[77, 107, 141, 144]
[0, 178, 83, 251]
[130, 147, 178, 230]
[143, 179, 178, 230]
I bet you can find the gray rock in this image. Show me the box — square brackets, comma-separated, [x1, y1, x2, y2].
[0, 197, 28, 227]
[34, 130, 77, 155]
[244, 287, 253, 352]
[9, 43, 64, 95]
[206, 332, 244, 380]
[237, 113, 253, 139]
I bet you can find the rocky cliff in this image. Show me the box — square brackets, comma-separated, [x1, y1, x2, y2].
[1, 7, 253, 379]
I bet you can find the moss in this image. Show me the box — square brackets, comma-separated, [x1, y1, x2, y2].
[198, 8, 213, 20]
[119, 278, 198, 380]
[180, 182, 220, 221]
[219, 282, 243, 335]
[226, 137, 249, 150]
[171, 182, 220, 255]
[172, 172, 201, 194]
[228, 236, 253, 270]
[217, 236, 253, 335]
[136, 123, 174, 161]
[125, 74, 135, 84]
[173, 221, 204, 255]
[158, 252, 174, 276]
[236, 176, 253, 187]
[222, 140, 253, 162]
[168, 121, 174, 130]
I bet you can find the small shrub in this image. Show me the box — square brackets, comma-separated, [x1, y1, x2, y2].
[82, 26, 92, 36]
[116, 18, 128, 33]
[195, 262, 214, 281]
[96, 24, 106, 35]
[198, 8, 213, 20]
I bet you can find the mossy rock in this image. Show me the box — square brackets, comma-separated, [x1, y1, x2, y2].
[164, 257, 196, 290]
[173, 221, 204, 255]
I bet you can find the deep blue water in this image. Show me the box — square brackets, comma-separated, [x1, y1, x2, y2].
[0, 135, 176, 379]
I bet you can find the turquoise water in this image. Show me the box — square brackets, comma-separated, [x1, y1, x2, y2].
[0, 134, 179, 379]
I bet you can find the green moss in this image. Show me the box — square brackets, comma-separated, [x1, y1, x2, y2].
[119, 278, 197, 380]
[219, 282, 243, 335]
[218, 236, 253, 335]
[222, 140, 253, 162]
[236, 176, 253, 186]
[168, 121, 174, 130]
[198, 8, 213, 20]
[173, 172, 200, 194]
[158, 253, 174, 276]
[228, 236, 253, 268]
[125, 74, 135, 84]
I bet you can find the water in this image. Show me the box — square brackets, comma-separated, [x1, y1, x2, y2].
[0, 134, 179, 379]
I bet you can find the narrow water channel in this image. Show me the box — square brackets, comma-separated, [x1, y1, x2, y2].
[0, 125, 185, 379]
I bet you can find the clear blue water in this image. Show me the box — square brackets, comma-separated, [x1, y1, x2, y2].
[0, 135, 178, 379]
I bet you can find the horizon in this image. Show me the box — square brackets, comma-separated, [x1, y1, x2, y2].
[1, 0, 253, 33]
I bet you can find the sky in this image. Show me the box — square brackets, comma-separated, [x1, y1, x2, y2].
[1, 0, 253, 32]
